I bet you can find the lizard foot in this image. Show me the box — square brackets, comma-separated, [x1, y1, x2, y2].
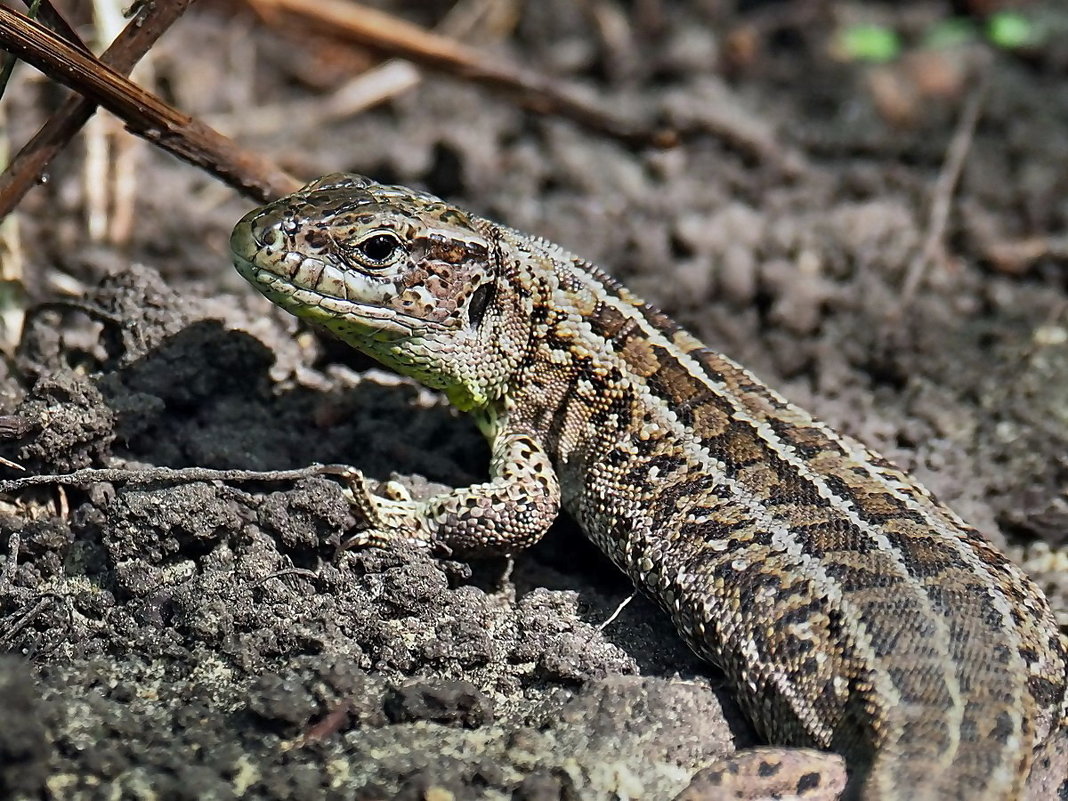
[318, 465, 435, 551]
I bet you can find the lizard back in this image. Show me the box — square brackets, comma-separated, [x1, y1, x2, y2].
[231, 175, 1067, 800]
[497, 226, 1068, 800]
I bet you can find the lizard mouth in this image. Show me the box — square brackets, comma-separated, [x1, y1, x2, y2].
[230, 218, 445, 338]
[232, 255, 442, 338]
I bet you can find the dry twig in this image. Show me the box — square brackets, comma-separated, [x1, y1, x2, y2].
[248, 0, 677, 149]
[899, 67, 990, 306]
[0, 5, 300, 211]
[0, 0, 199, 218]
[0, 463, 357, 494]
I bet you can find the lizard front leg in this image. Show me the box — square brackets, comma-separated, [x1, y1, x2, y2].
[340, 426, 561, 556]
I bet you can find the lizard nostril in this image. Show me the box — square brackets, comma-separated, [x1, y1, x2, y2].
[229, 220, 259, 260]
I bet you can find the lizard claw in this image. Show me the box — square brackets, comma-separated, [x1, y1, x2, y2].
[319, 464, 436, 551]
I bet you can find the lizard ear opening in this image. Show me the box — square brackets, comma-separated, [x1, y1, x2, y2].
[467, 282, 495, 328]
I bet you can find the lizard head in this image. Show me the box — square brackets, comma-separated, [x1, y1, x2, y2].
[230, 173, 529, 410]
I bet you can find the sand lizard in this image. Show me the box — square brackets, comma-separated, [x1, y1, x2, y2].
[230, 173, 1068, 800]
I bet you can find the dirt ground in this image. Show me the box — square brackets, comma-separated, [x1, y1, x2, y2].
[1, 1, 1066, 799]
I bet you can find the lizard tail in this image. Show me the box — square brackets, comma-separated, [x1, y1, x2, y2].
[861, 701, 1033, 801]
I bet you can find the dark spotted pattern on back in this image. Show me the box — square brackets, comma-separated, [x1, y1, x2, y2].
[233, 175, 1068, 801]
[496, 224, 1066, 801]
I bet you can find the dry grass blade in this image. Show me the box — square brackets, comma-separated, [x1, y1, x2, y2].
[247, 0, 677, 149]
[0, 5, 300, 208]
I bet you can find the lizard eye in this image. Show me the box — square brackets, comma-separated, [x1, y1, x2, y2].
[350, 231, 404, 266]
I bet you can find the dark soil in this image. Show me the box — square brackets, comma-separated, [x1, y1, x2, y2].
[1, 2, 1066, 799]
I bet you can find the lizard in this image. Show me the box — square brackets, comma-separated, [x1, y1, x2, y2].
[229, 173, 1068, 800]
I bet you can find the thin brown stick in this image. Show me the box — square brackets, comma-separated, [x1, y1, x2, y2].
[0, 5, 301, 208]
[249, 0, 677, 149]
[900, 68, 990, 305]
[301, 701, 354, 744]
[0, 463, 356, 493]
[0, 0, 196, 218]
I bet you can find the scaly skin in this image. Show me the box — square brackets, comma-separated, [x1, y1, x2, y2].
[231, 174, 1068, 800]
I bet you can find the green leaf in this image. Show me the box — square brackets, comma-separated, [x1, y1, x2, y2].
[838, 24, 901, 63]
[987, 11, 1041, 50]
